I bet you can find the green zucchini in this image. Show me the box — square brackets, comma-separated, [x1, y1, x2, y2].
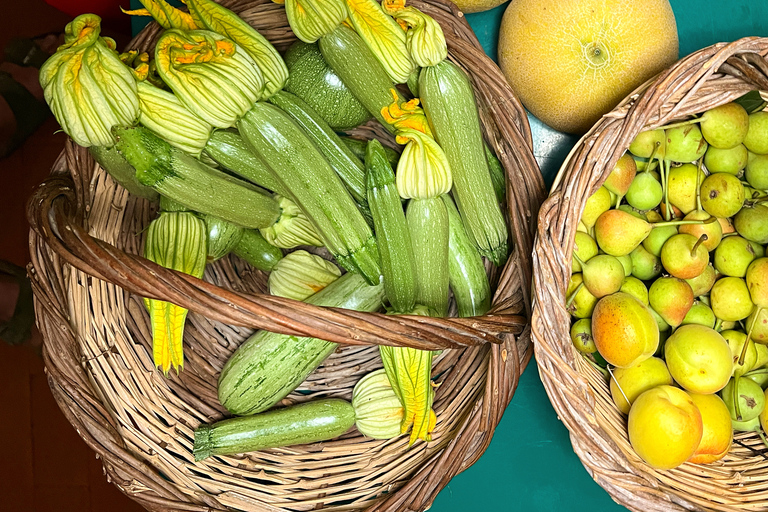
[194, 398, 355, 461]
[366, 140, 416, 313]
[284, 41, 371, 131]
[237, 102, 381, 284]
[203, 214, 244, 262]
[88, 145, 158, 201]
[204, 130, 286, 195]
[442, 195, 491, 317]
[419, 61, 509, 265]
[114, 126, 281, 229]
[232, 230, 283, 272]
[268, 91, 370, 219]
[341, 137, 400, 169]
[407, 197, 450, 317]
[485, 144, 507, 206]
[218, 272, 385, 416]
[318, 25, 405, 133]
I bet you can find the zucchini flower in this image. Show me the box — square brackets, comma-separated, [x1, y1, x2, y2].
[380, 305, 438, 445]
[268, 250, 341, 301]
[155, 29, 265, 128]
[259, 195, 324, 248]
[345, 0, 415, 84]
[380, 88, 432, 136]
[382, 0, 447, 68]
[395, 128, 452, 200]
[39, 14, 139, 148]
[284, 0, 348, 43]
[122, 0, 200, 30]
[144, 210, 208, 375]
[136, 81, 213, 157]
[186, 0, 289, 98]
[352, 369, 405, 439]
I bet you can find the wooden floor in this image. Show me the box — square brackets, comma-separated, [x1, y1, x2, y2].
[0, 0, 143, 510]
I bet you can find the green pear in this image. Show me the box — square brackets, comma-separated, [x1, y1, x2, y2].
[581, 186, 612, 228]
[685, 263, 717, 297]
[630, 245, 662, 281]
[681, 301, 716, 329]
[667, 163, 706, 214]
[700, 173, 746, 218]
[660, 233, 710, 279]
[649, 277, 694, 328]
[577, 254, 625, 298]
[734, 204, 768, 245]
[711, 277, 755, 322]
[714, 235, 757, 277]
[604, 153, 637, 205]
[620, 276, 649, 305]
[570, 318, 596, 354]
[571, 231, 598, 272]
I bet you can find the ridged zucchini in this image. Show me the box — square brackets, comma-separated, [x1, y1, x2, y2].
[89, 145, 158, 201]
[203, 214, 244, 262]
[419, 61, 509, 265]
[194, 398, 355, 460]
[114, 126, 281, 229]
[204, 130, 286, 195]
[268, 91, 370, 218]
[237, 102, 381, 284]
[218, 272, 385, 415]
[442, 195, 491, 317]
[366, 140, 416, 313]
[284, 41, 371, 130]
[485, 143, 507, 206]
[232, 230, 284, 272]
[318, 25, 405, 133]
[407, 197, 450, 317]
[341, 136, 400, 169]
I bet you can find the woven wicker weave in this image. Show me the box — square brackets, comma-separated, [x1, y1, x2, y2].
[25, 1, 546, 510]
[533, 38, 768, 512]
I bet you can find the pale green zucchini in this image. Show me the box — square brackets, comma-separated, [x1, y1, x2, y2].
[406, 197, 450, 317]
[218, 273, 385, 415]
[442, 195, 491, 317]
[204, 130, 286, 195]
[194, 398, 355, 461]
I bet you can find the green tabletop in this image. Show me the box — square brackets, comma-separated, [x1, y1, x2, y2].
[431, 2, 768, 511]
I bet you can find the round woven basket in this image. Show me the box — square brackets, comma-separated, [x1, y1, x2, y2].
[532, 38, 768, 512]
[25, 1, 546, 511]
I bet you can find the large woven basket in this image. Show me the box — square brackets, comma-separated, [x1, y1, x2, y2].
[26, 1, 546, 510]
[533, 38, 768, 512]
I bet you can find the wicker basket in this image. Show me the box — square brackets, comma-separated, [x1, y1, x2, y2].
[532, 38, 768, 512]
[25, 1, 546, 510]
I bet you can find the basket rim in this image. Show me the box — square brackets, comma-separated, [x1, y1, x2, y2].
[532, 35, 768, 512]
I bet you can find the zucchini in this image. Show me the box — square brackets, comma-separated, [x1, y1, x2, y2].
[442, 195, 491, 317]
[341, 136, 400, 169]
[366, 140, 416, 313]
[237, 102, 381, 284]
[203, 214, 244, 262]
[114, 126, 281, 229]
[194, 398, 355, 461]
[268, 91, 370, 219]
[485, 143, 507, 206]
[232, 230, 284, 272]
[204, 130, 286, 195]
[218, 272, 385, 415]
[88, 145, 158, 201]
[318, 25, 405, 133]
[407, 197, 450, 317]
[284, 41, 371, 130]
[419, 61, 509, 265]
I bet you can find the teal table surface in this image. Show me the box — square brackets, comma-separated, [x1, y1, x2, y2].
[128, 2, 768, 510]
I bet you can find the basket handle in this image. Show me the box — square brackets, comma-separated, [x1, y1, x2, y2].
[28, 172, 526, 351]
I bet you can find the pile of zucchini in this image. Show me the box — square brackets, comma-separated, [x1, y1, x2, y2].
[39, 0, 509, 458]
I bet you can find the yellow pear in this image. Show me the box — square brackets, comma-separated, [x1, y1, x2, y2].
[498, 0, 678, 134]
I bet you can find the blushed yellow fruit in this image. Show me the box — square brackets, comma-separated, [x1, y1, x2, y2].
[688, 393, 733, 464]
[498, 0, 678, 134]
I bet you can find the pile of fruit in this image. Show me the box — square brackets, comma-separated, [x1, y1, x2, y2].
[567, 95, 768, 470]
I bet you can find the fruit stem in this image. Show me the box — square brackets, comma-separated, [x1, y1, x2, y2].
[566, 282, 584, 308]
[584, 357, 609, 378]
[733, 374, 743, 421]
[646, 141, 661, 172]
[651, 216, 717, 229]
[714, 317, 723, 332]
[662, 159, 671, 221]
[743, 307, 764, 361]
[615, 194, 623, 209]
[572, 252, 587, 269]
[690, 234, 708, 257]
[695, 158, 703, 212]
[606, 366, 631, 406]
[757, 428, 768, 451]
[738, 331, 753, 367]
[657, 117, 702, 131]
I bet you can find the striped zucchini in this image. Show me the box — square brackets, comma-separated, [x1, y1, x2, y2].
[114, 126, 281, 229]
[419, 61, 509, 265]
[442, 195, 491, 317]
[203, 214, 244, 262]
[237, 102, 381, 284]
[407, 197, 450, 317]
[485, 144, 507, 206]
[218, 272, 385, 415]
[268, 91, 370, 218]
[366, 140, 416, 313]
[318, 26, 405, 133]
[89, 145, 158, 201]
[194, 398, 355, 461]
[204, 130, 286, 195]
[232, 230, 284, 272]
[341, 136, 401, 169]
